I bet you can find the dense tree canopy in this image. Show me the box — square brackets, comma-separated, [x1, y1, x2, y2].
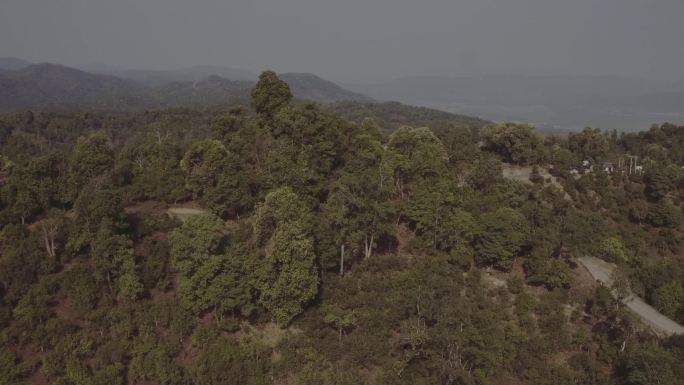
[0, 71, 682, 385]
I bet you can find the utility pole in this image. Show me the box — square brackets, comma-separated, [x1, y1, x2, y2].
[627, 155, 638, 175]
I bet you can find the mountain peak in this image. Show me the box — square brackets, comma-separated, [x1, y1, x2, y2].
[279, 72, 374, 103]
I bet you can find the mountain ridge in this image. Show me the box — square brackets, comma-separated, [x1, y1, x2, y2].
[0, 62, 374, 112]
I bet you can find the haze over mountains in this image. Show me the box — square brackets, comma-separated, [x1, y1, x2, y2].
[80, 63, 258, 86]
[1, 57, 683, 131]
[0, 58, 372, 112]
[348, 75, 684, 132]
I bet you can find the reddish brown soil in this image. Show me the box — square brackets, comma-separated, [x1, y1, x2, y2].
[395, 224, 414, 255]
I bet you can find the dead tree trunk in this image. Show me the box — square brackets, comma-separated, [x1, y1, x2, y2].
[364, 234, 374, 259]
[40, 220, 58, 258]
[339, 244, 345, 276]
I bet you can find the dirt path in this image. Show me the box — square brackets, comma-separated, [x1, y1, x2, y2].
[167, 207, 207, 222]
[501, 164, 571, 200]
[578, 256, 684, 336]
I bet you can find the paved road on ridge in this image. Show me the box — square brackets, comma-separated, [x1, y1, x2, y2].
[578, 256, 684, 336]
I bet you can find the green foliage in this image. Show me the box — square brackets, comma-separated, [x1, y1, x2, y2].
[481, 122, 546, 165]
[323, 304, 358, 340]
[0, 346, 27, 385]
[170, 213, 252, 317]
[622, 343, 678, 385]
[119, 129, 187, 202]
[180, 138, 256, 217]
[68, 133, 114, 200]
[474, 207, 528, 270]
[647, 199, 681, 228]
[74, 184, 125, 231]
[128, 337, 183, 385]
[568, 127, 609, 161]
[0, 153, 65, 223]
[251, 70, 292, 118]
[2, 79, 684, 385]
[299, 362, 359, 385]
[467, 156, 502, 190]
[138, 237, 173, 289]
[191, 333, 271, 385]
[598, 237, 628, 262]
[644, 168, 673, 201]
[525, 257, 574, 289]
[13, 286, 52, 330]
[61, 265, 99, 311]
[652, 280, 684, 320]
[91, 221, 143, 301]
[170, 212, 226, 264]
[254, 187, 318, 325]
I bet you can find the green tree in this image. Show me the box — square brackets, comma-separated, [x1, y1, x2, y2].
[525, 256, 574, 289]
[251, 70, 292, 119]
[91, 221, 143, 301]
[191, 334, 271, 385]
[383, 126, 461, 249]
[1, 153, 65, 224]
[325, 131, 392, 262]
[652, 281, 684, 320]
[645, 168, 673, 201]
[0, 346, 27, 385]
[181, 139, 251, 217]
[323, 304, 358, 341]
[74, 183, 125, 232]
[648, 199, 681, 228]
[128, 337, 183, 385]
[598, 237, 628, 262]
[61, 265, 99, 311]
[253, 187, 318, 325]
[475, 207, 528, 270]
[481, 122, 545, 165]
[68, 133, 114, 200]
[467, 157, 502, 191]
[169, 213, 252, 319]
[623, 343, 677, 385]
[120, 129, 187, 202]
[568, 127, 609, 162]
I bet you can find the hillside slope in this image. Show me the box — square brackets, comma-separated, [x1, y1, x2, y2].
[0, 63, 153, 112]
[280, 72, 373, 103]
[328, 100, 487, 130]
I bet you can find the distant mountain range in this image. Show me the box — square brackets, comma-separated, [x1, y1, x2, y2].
[0, 63, 153, 111]
[80, 63, 258, 86]
[3, 57, 683, 130]
[0, 58, 372, 112]
[0, 57, 33, 71]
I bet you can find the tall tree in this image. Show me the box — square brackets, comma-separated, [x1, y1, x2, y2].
[91, 220, 143, 301]
[475, 207, 529, 270]
[481, 122, 546, 165]
[181, 140, 251, 217]
[253, 187, 318, 325]
[68, 133, 114, 201]
[324, 131, 392, 265]
[251, 71, 292, 119]
[567, 127, 609, 162]
[169, 213, 252, 319]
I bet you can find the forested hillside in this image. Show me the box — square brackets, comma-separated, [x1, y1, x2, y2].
[0, 71, 683, 385]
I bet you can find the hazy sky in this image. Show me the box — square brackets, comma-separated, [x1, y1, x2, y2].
[1, 0, 683, 83]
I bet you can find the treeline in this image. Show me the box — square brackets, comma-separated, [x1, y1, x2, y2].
[0, 71, 682, 384]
